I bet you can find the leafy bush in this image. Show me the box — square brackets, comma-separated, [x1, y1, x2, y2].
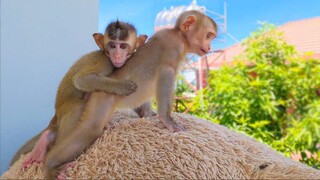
[174, 75, 194, 112]
[180, 24, 320, 168]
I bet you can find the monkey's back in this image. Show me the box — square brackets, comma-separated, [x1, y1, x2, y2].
[55, 51, 113, 117]
[111, 29, 186, 109]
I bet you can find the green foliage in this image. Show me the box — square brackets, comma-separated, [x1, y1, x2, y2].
[180, 24, 320, 168]
[174, 75, 195, 112]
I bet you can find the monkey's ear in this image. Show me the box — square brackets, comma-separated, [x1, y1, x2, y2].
[136, 35, 148, 48]
[93, 33, 105, 50]
[180, 15, 197, 32]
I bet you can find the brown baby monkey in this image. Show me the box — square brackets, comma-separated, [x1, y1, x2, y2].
[11, 21, 147, 171]
[44, 10, 217, 179]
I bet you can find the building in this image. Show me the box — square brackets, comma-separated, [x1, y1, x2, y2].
[0, 0, 99, 173]
[200, 17, 320, 69]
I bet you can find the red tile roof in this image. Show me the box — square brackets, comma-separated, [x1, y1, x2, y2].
[195, 17, 320, 69]
[279, 17, 320, 54]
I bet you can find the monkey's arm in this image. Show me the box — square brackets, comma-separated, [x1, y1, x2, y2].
[156, 65, 185, 132]
[73, 74, 137, 96]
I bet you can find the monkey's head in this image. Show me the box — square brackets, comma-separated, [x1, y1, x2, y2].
[93, 20, 147, 68]
[175, 10, 217, 56]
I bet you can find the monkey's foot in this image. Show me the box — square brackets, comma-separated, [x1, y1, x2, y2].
[155, 121, 186, 133]
[57, 161, 75, 180]
[144, 110, 157, 118]
[137, 109, 157, 118]
[22, 130, 52, 169]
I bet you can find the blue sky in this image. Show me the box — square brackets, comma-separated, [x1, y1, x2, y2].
[99, 0, 319, 48]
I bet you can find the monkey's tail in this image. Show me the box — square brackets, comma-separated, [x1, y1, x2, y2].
[10, 131, 43, 166]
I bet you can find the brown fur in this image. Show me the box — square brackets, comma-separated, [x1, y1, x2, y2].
[107, 20, 136, 41]
[44, 10, 218, 178]
[11, 22, 147, 169]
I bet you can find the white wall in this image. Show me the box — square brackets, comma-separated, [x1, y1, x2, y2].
[0, 0, 99, 174]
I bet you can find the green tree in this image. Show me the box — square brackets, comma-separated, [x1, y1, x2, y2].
[182, 24, 320, 168]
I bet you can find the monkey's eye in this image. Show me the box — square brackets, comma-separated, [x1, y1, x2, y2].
[108, 43, 116, 48]
[120, 43, 129, 49]
[206, 32, 212, 39]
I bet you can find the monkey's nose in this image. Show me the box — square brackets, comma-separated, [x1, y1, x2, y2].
[114, 55, 121, 60]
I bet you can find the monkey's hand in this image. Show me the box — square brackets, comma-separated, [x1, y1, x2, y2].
[116, 80, 137, 96]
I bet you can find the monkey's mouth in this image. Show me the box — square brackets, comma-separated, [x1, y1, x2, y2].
[199, 48, 208, 55]
[114, 62, 125, 68]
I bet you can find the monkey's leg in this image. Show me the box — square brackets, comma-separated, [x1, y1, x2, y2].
[10, 131, 42, 166]
[21, 116, 57, 167]
[10, 115, 58, 168]
[44, 101, 85, 179]
[44, 92, 116, 179]
[56, 161, 75, 180]
[21, 129, 56, 169]
[54, 102, 85, 143]
[19, 116, 58, 169]
[157, 67, 186, 133]
[134, 100, 157, 118]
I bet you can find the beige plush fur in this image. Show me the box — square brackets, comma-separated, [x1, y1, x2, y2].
[2, 112, 320, 179]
